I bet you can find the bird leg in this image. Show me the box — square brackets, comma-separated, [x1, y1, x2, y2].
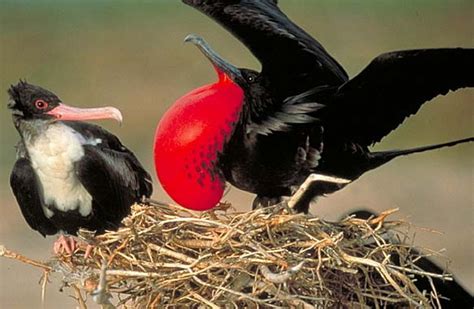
[53, 235, 77, 255]
[53, 235, 94, 258]
[287, 174, 351, 212]
[252, 196, 283, 210]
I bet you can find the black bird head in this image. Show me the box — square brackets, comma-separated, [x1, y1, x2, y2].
[184, 34, 272, 104]
[8, 80, 122, 124]
[154, 34, 280, 211]
[8, 81, 62, 120]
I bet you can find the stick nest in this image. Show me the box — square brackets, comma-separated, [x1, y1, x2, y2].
[5, 202, 452, 308]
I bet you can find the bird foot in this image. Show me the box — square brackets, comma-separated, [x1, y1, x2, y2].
[53, 235, 77, 255]
[53, 235, 94, 258]
[288, 174, 350, 212]
[252, 196, 283, 209]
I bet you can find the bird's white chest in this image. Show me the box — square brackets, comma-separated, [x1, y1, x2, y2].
[25, 124, 93, 218]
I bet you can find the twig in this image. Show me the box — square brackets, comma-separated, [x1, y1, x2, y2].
[260, 262, 305, 284]
[0, 245, 52, 271]
[4, 203, 444, 308]
[340, 252, 419, 306]
[72, 285, 88, 309]
[255, 281, 317, 309]
[387, 264, 452, 280]
[148, 243, 196, 264]
[40, 271, 49, 308]
[105, 269, 163, 278]
[91, 260, 114, 308]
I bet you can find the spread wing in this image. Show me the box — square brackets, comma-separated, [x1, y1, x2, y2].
[183, 0, 348, 95]
[10, 158, 58, 236]
[301, 48, 474, 145]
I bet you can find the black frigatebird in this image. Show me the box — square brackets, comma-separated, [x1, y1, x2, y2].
[153, 0, 473, 212]
[341, 210, 474, 307]
[8, 81, 152, 255]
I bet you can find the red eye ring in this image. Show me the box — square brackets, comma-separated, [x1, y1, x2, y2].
[34, 99, 49, 110]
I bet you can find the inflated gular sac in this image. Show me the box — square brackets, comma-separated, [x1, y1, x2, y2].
[154, 76, 243, 210]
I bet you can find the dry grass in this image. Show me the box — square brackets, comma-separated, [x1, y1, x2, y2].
[1, 201, 451, 308]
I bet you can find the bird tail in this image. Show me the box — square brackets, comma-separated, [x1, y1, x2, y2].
[369, 137, 473, 168]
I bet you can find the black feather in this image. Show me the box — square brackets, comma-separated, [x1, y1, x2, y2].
[10, 159, 58, 236]
[183, 1, 473, 212]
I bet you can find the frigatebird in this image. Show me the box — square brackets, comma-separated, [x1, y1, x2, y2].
[154, 0, 473, 212]
[341, 210, 474, 307]
[8, 81, 152, 254]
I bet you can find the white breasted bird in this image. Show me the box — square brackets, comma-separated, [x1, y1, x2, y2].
[8, 81, 152, 256]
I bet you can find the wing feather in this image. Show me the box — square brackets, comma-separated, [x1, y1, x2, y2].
[10, 158, 58, 236]
[66, 122, 152, 228]
[298, 48, 474, 145]
[183, 0, 348, 94]
[76, 146, 152, 228]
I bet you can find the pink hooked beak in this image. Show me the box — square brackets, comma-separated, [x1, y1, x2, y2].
[47, 103, 123, 124]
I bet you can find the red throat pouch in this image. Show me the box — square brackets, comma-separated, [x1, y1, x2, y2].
[154, 79, 244, 210]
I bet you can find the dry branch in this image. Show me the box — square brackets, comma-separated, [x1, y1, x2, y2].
[1, 202, 452, 308]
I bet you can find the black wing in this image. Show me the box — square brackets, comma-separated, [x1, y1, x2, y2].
[313, 48, 474, 145]
[76, 146, 152, 230]
[66, 122, 152, 230]
[10, 158, 58, 236]
[183, 0, 348, 94]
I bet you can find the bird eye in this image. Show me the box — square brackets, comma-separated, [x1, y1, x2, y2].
[247, 75, 255, 82]
[34, 99, 49, 110]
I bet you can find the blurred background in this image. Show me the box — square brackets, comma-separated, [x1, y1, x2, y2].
[0, 0, 472, 307]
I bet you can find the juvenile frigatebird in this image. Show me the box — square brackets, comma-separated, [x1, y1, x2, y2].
[154, 0, 473, 211]
[8, 81, 152, 255]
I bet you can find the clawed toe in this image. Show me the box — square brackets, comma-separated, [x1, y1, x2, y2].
[53, 235, 77, 255]
[53, 235, 94, 258]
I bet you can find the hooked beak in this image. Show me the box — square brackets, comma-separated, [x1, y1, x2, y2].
[47, 103, 123, 124]
[184, 34, 245, 85]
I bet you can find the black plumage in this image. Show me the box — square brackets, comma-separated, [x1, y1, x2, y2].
[8, 81, 152, 238]
[183, 0, 473, 211]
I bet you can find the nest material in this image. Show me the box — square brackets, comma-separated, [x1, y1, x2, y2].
[3, 202, 451, 308]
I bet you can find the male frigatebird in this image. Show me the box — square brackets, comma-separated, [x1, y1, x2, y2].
[154, 0, 473, 212]
[8, 81, 152, 255]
